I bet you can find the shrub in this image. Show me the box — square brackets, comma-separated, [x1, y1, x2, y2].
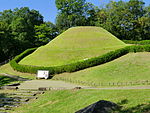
[10, 48, 37, 73]
[123, 40, 150, 45]
[10, 45, 150, 75]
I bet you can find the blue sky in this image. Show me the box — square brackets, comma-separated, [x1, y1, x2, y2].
[0, 0, 149, 23]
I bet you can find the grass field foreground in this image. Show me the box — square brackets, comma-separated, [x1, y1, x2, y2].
[11, 89, 150, 113]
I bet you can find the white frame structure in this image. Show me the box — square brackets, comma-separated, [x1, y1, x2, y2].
[37, 70, 49, 79]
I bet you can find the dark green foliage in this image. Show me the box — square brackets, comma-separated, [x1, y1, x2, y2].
[127, 45, 150, 52]
[55, 0, 150, 40]
[0, 7, 58, 63]
[55, 0, 98, 32]
[34, 22, 58, 46]
[0, 76, 17, 87]
[0, 21, 13, 61]
[123, 40, 150, 45]
[10, 45, 150, 75]
[96, 0, 150, 40]
[0, 7, 44, 62]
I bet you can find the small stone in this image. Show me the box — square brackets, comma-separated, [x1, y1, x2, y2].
[73, 87, 82, 90]
[38, 87, 50, 91]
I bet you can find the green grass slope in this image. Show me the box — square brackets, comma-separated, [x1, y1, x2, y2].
[19, 26, 126, 66]
[12, 89, 150, 113]
[0, 64, 35, 79]
[0, 75, 19, 87]
[54, 52, 150, 84]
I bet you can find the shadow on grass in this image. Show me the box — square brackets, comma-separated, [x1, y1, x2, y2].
[48, 76, 54, 79]
[0, 93, 7, 98]
[0, 93, 10, 109]
[116, 99, 150, 113]
[0, 76, 18, 87]
[0, 92, 21, 111]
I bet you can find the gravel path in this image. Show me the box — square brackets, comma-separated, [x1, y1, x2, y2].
[18, 79, 150, 90]
[18, 80, 88, 90]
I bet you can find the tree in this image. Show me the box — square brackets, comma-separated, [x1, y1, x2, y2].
[86, 4, 99, 26]
[96, 0, 148, 40]
[10, 7, 44, 45]
[95, 9, 108, 28]
[0, 21, 9, 62]
[138, 5, 150, 40]
[34, 22, 58, 46]
[0, 21, 17, 61]
[0, 7, 44, 62]
[55, 0, 96, 32]
[0, 10, 13, 24]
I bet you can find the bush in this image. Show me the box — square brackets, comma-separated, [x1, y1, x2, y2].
[10, 45, 150, 75]
[10, 48, 38, 73]
[123, 40, 150, 45]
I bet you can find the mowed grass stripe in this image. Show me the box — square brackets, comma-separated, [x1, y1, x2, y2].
[19, 26, 126, 66]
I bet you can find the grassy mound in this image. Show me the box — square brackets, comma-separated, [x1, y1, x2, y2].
[53, 52, 150, 84]
[12, 89, 150, 113]
[19, 26, 126, 67]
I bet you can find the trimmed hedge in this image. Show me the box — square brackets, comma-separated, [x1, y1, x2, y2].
[123, 40, 150, 45]
[10, 48, 38, 73]
[10, 45, 150, 75]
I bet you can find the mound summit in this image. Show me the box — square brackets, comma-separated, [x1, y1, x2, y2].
[19, 26, 126, 66]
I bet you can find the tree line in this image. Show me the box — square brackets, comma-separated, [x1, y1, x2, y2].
[0, 0, 150, 62]
[55, 0, 150, 40]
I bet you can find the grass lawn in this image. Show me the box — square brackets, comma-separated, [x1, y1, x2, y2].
[19, 26, 126, 67]
[11, 89, 150, 113]
[0, 74, 19, 87]
[53, 52, 150, 84]
[0, 64, 35, 80]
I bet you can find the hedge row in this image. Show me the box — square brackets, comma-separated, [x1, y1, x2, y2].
[123, 40, 150, 45]
[10, 45, 150, 75]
